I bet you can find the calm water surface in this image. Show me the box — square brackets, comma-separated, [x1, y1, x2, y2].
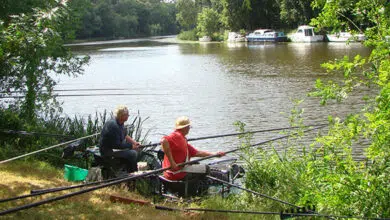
[58, 37, 372, 158]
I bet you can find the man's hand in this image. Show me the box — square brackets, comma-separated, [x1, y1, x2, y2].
[125, 135, 140, 150]
[132, 141, 140, 150]
[215, 151, 226, 157]
[170, 161, 178, 170]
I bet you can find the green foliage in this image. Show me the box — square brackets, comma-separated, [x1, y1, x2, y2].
[176, 0, 198, 31]
[220, 0, 252, 31]
[177, 29, 198, 41]
[279, 0, 316, 26]
[0, 0, 89, 121]
[235, 118, 389, 217]
[74, 0, 178, 39]
[196, 8, 221, 37]
[0, 0, 57, 22]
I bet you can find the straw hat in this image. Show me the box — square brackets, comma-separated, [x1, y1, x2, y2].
[175, 116, 191, 129]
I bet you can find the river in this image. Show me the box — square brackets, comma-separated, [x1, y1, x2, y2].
[58, 36, 372, 158]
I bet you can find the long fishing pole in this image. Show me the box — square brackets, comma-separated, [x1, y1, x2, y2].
[0, 132, 100, 164]
[156, 205, 280, 215]
[3, 157, 238, 203]
[1, 88, 128, 93]
[0, 175, 125, 203]
[1, 93, 170, 99]
[0, 125, 326, 216]
[207, 175, 322, 217]
[155, 206, 388, 219]
[0, 130, 74, 139]
[206, 175, 300, 208]
[139, 123, 328, 149]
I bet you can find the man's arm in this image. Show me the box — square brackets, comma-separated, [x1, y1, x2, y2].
[161, 138, 178, 170]
[195, 150, 225, 157]
[125, 135, 140, 150]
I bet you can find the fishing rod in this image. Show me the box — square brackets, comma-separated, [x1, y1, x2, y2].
[0, 123, 327, 164]
[207, 175, 300, 208]
[1, 88, 128, 94]
[155, 206, 388, 220]
[156, 205, 281, 215]
[0, 132, 100, 164]
[0, 124, 133, 164]
[0, 125, 326, 216]
[4, 157, 238, 203]
[139, 123, 329, 149]
[0, 175, 126, 203]
[0, 93, 170, 99]
[0, 130, 74, 139]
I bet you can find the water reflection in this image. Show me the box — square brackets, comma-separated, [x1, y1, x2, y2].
[58, 38, 372, 159]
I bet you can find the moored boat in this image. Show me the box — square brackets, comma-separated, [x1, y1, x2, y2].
[289, 25, 324, 43]
[326, 32, 366, 42]
[246, 29, 287, 42]
[227, 32, 246, 42]
[199, 36, 212, 42]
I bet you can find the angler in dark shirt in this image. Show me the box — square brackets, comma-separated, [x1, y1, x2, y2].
[99, 105, 140, 172]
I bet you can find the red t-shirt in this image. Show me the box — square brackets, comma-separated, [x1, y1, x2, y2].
[162, 130, 198, 180]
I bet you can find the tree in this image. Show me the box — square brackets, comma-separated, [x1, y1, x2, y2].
[0, 0, 89, 121]
[248, 0, 282, 30]
[176, 0, 198, 30]
[279, 0, 315, 26]
[220, 0, 252, 31]
[196, 7, 221, 37]
[311, 0, 371, 33]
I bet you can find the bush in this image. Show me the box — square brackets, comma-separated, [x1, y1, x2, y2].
[177, 29, 198, 41]
[211, 32, 224, 41]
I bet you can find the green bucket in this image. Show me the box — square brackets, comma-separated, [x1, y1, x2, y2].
[64, 164, 88, 182]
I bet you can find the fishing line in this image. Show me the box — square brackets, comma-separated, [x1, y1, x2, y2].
[0, 126, 326, 215]
[0, 130, 74, 139]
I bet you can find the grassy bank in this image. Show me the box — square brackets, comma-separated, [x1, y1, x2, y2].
[0, 161, 203, 220]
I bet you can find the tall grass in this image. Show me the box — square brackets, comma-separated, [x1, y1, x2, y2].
[0, 108, 150, 169]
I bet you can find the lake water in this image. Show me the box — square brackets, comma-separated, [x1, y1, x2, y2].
[58, 37, 371, 158]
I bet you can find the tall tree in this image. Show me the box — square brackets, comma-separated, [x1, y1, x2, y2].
[248, 0, 282, 30]
[0, 0, 89, 121]
[279, 0, 315, 26]
[196, 7, 221, 37]
[176, 0, 198, 30]
[220, 0, 252, 31]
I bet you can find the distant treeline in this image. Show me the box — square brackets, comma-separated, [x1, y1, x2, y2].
[0, 0, 369, 40]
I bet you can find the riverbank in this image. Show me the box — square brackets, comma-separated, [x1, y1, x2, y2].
[0, 161, 225, 219]
[64, 35, 202, 47]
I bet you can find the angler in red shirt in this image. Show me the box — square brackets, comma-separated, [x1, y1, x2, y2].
[161, 116, 225, 181]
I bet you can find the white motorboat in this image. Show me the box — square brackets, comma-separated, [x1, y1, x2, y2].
[199, 36, 212, 42]
[289, 25, 324, 43]
[246, 29, 287, 42]
[327, 32, 366, 42]
[227, 32, 246, 42]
